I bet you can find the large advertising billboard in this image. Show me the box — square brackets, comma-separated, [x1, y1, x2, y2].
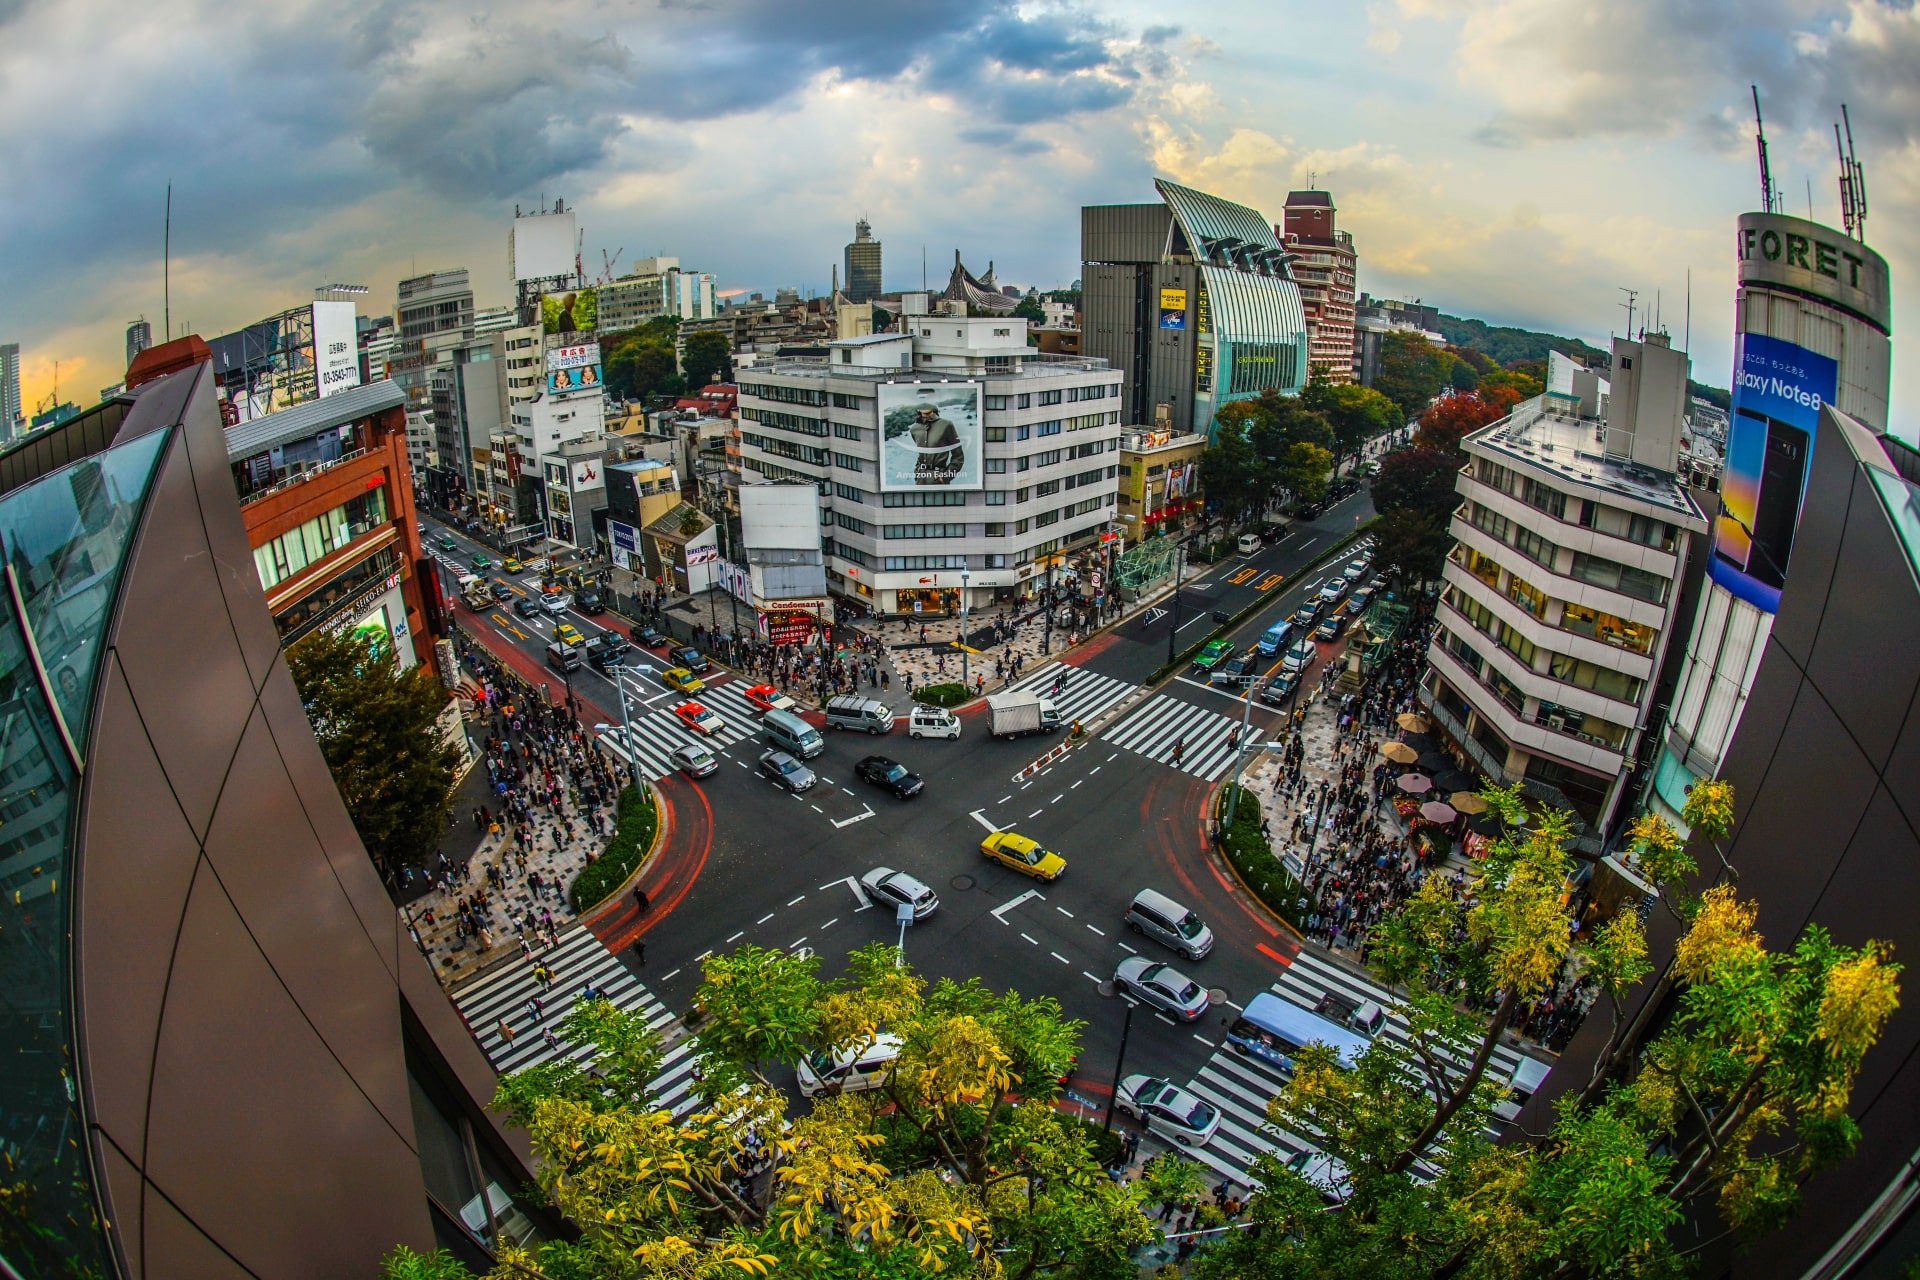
[546, 342, 603, 395]
[877, 382, 983, 491]
[541, 288, 597, 335]
[311, 300, 361, 399]
[1707, 332, 1840, 613]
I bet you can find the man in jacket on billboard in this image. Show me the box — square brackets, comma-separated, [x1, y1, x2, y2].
[910, 402, 964, 485]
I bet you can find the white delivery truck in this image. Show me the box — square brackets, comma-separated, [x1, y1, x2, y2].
[987, 690, 1063, 737]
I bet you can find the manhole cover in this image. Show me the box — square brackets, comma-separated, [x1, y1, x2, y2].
[1097, 980, 1118, 998]
[1208, 987, 1230, 1005]
[950, 874, 976, 891]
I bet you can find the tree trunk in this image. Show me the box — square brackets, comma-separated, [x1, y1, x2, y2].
[1389, 987, 1519, 1174]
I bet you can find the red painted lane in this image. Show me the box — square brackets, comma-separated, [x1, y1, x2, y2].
[586, 773, 714, 951]
[1140, 770, 1298, 974]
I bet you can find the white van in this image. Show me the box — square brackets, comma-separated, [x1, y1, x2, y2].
[908, 705, 961, 740]
[795, 1034, 903, 1098]
[825, 695, 895, 735]
[1236, 533, 1261, 555]
[1493, 1056, 1553, 1121]
[762, 708, 824, 759]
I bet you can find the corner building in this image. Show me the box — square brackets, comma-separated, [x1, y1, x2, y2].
[0, 356, 544, 1279]
[735, 317, 1122, 615]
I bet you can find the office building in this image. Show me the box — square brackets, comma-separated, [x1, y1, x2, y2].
[844, 219, 883, 303]
[0, 342, 20, 438]
[735, 316, 1122, 615]
[1352, 294, 1445, 387]
[599, 257, 717, 332]
[1279, 190, 1358, 384]
[125, 318, 152, 368]
[1646, 212, 1892, 835]
[1421, 334, 1709, 848]
[0, 347, 540, 1280]
[1116, 425, 1206, 540]
[1082, 179, 1308, 439]
[1527, 406, 1920, 1278]
[386, 270, 476, 475]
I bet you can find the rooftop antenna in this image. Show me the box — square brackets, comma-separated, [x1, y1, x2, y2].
[163, 182, 172, 341]
[1752, 85, 1781, 214]
[1836, 104, 1869, 241]
[1619, 287, 1639, 342]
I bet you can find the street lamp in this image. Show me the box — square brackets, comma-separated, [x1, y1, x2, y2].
[959, 567, 971, 690]
[1101, 1001, 1135, 1132]
[895, 901, 915, 967]
[1165, 536, 1189, 667]
[1220, 672, 1259, 829]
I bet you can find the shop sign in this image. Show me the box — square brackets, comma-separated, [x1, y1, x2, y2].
[321, 572, 403, 636]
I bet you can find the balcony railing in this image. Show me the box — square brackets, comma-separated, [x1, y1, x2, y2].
[237, 447, 371, 507]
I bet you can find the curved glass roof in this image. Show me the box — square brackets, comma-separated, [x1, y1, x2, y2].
[0, 426, 170, 1279]
[1154, 179, 1294, 278]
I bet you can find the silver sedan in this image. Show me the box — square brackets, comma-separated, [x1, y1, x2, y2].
[1114, 955, 1210, 1021]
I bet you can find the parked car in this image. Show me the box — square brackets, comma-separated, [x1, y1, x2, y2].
[1314, 615, 1345, 642]
[1281, 635, 1317, 673]
[757, 749, 816, 792]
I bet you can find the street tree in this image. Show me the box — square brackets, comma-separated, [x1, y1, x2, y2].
[1374, 330, 1452, 420]
[1278, 441, 1334, 506]
[1014, 294, 1046, 324]
[1302, 380, 1402, 461]
[1369, 507, 1452, 585]
[286, 625, 458, 878]
[1370, 447, 1463, 525]
[1193, 784, 1902, 1279]
[1200, 415, 1264, 523]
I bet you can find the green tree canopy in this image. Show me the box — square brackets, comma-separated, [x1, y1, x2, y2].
[287, 625, 459, 877]
[1014, 295, 1046, 323]
[1374, 330, 1452, 420]
[682, 330, 733, 389]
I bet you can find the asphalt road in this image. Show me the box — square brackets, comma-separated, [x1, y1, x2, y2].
[420, 481, 1381, 1112]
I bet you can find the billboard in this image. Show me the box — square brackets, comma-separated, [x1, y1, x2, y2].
[1707, 332, 1840, 613]
[570, 458, 602, 490]
[311, 301, 360, 399]
[510, 209, 578, 283]
[541, 288, 597, 335]
[547, 364, 603, 395]
[877, 381, 983, 491]
[1158, 286, 1187, 330]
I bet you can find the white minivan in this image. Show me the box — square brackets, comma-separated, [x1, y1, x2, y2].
[796, 1034, 903, 1098]
[1236, 533, 1261, 555]
[909, 705, 961, 739]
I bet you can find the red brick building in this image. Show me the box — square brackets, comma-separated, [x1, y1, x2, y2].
[1279, 190, 1358, 384]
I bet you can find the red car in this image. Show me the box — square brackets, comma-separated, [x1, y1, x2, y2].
[742, 683, 797, 714]
[672, 701, 727, 735]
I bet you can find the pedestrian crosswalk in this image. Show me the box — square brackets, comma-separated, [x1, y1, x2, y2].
[596, 677, 768, 780]
[453, 923, 678, 1076]
[1172, 949, 1550, 1190]
[1004, 665, 1138, 728]
[1102, 693, 1263, 781]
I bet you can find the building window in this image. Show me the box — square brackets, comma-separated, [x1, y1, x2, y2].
[985, 553, 1007, 568]
[1549, 652, 1644, 702]
[830, 540, 869, 565]
[883, 523, 967, 539]
[985, 396, 1010, 410]
[986, 491, 1007, 506]
[986, 458, 1007, 474]
[1568, 552, 1667, 604]
[1036, 420, 1062, 436]
[985, 523, 1006, 537]
[883, 554, 965, 570]
[1034, 449, 1062, 467]
[1559, 602, 1656, 654]
[1012, 519, 1030, 534]
[834, 483, 866, 503]
[831, 392, 862, 409]
[254, 488, 390, 590]
[1521, 476, 1566, 519]
[1033, 508, 1060, 528]
[833, 423, 863, 441]
[986, 427, 1007, 443]
[1038, 389, 1063, 406]
[1459, 546, 1501, 588]
[1032, 480, 1060, 497]
[1534, 699, 1630, 748]
[1017, 394, 1032, 409]
[1016, 457, 1031, 472]
[1016, 426, 1031, 441]
[836, 513, 869, 534]
[881, 491, 965, 507]
[742, 433, 829, 467]
[1014, 487, 1030, 503]
[1506, 575, 1548, 618]
[833, 452, 864, 470]
[740, 407, 827, 436]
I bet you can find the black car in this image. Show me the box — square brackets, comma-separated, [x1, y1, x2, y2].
[513, 596, 543, 619]
[576, 588, 605, 614]
[1260, 670, 1301, 706]
[632, 624, 669, 649]
[673, 645, 712, 673]
[489, 579, 513, 602]
[1314, 615, 1345, 642]
[855, 755, 924, 799]
[585, 633, 632, 671]
[1208, 653, 1260, 688]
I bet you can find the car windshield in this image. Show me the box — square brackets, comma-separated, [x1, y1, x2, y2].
[884, 764, 908, 781]
[1169, 979, 1201, 1002]
[1179, 1097, 1217, 1128]
[779, 759, 801, 774]
[1175, 911, 1205, 939]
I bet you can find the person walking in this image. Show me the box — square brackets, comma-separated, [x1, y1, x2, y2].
[633, 884, 650, 913]
[497, 1017, 516, 1046]
[633, 939, 646, 965]
[1172, 736, 1185, 766]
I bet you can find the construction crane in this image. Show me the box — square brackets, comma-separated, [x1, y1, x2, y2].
[1835, 104, 1868, 241]
[1752, 85, 1781, 214]
[599, 247, 625, 285]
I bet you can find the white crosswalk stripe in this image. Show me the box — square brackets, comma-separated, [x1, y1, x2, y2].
[1165, 950, 1553, 1189]
[1003, 666, 1138, 727]
[453, 924, 678, 1077]
[1102, 693, 1261, 781]
[597, 677, 762, 780]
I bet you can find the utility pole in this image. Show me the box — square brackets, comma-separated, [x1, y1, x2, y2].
[1220, 675, 1259, 828]
[959, 566, 971, 690]
[1165, 539, 1187, 667]
[1102, 1001, 1135, 1132]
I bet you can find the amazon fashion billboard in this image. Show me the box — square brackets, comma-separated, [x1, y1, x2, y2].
[877, 381, 983, 491]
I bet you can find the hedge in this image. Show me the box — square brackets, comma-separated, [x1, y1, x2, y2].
[1216, 786, 1308, 931]
[911, 682, 971, 708]
[569, 784, 658, 912]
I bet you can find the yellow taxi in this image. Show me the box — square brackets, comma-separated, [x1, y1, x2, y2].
[553, 622, 585, 649]
[503, 556, 524, 573]
[980, 831, 1066, 882]
[661, 667, 707, 694]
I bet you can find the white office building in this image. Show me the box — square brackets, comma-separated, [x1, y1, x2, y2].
[735, 315, 1123, 615]
[1422, 335, 1709, 847]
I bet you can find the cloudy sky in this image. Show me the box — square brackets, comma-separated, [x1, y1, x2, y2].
[3, 0, 1915, 436]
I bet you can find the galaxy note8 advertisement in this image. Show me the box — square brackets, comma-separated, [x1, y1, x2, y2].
[1709, 332, 1840, 614]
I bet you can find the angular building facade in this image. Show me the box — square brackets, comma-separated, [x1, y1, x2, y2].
[0, 355, 540, 1279]
[1081, 179, 1308, 438]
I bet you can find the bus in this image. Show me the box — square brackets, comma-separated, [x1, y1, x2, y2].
[1225, 992, 1371, 1074]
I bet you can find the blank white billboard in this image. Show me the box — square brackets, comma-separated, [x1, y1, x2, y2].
[740, 483, 822, 550]
[509, 210, 577, 283]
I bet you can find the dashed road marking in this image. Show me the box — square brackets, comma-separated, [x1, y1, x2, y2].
[1192, 1034, 1215, 1047]
[1118, 942, 1137, 954]
[726, 932, 744, 943]
[1086, 924, 1105, 937]
[1155, 1012, 1178, 1026]
[660, 968, 682, 982]
[998, 795, 1012, 804]
[820, 918, 839, 931]
[1070, 780, 1083, 789]
[1020, 932, 1040, 946]
[787, 896, 806, 906]
[788, 937, 808, 951]
[1050, 794, 1064, 804]
[1029, 809, 1044, 818]
[757, 913, 774, 925]
[1050, 951, 1070, 965]
[1083, 971, 1102, 984]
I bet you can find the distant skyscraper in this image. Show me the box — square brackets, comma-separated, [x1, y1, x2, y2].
[844, 219, 882, 303]
[126, 318, 152, 370]
[0, 343, 19, 439]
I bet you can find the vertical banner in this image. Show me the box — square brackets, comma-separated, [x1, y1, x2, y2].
[311, 301, 361, 398]
[1708, 332, 1840, 613]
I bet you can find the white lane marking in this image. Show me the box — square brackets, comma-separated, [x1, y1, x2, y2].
[660, 968, 682, 982]
[820, 918, 839, 931]
[757, 913, 774, 925]
[820, 777, 836, 785]
[969, 809, 1002, 833]
[1070, 780, 1083, 789]
[1083, 971, 1102, 984]
[1118, 942, 1137, 954]
[1028, 809, 1044, 819]
[831, 805, 876, 828]
[1218, 997, 1243, 1011]
[810, 804, 823, 813]
[1086, 924, 1105, 937]
[821, 876, 874, 911]
[1155, 1012, 1178, 1026]
[1020, 932, 1040, 946]
[1050, 951, 1070, 965]
[1021, 781, 1034, 790]
[1050, 794, 1064, 804]
[1192, 1034, 1216, 1047]
[789, 937, 808, 950]
[998, 795, 1012, 804]
[726, 932, 744, 943]
[991, 888, 1044, 925]
[842, 787, 856, 796]
[1089, 766, 1101, 775]
[1106, 752, 1118, 761]
[696, 950, 713, 962]
[1056, 907, 1074, 919]
[735, 760, 751, 769]
[787, 895, 806, 906]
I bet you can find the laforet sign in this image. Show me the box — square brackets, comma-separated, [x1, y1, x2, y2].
[1736, 212, 1892, 334]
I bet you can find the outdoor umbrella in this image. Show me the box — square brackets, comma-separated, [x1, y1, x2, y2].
[1378, 741, 1419, 764]
[1420, 801, 1459, 824]
[1397, 712, 1431, 732]
[1434, 770, 1476, 793]
[1417, 751, 1451, 771]
[1465, 810, 1503, 836]
[1396, 773, 1434, 795]
[1450, 791, 1489, 815]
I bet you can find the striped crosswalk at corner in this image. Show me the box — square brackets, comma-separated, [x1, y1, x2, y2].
[1002, 666, 1138, 727]
[1101, 693, 1262, 781]
[596, 677, 763, 781]
[452, 923, 678, 1077]
[1166, 948, 1554, 1189]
